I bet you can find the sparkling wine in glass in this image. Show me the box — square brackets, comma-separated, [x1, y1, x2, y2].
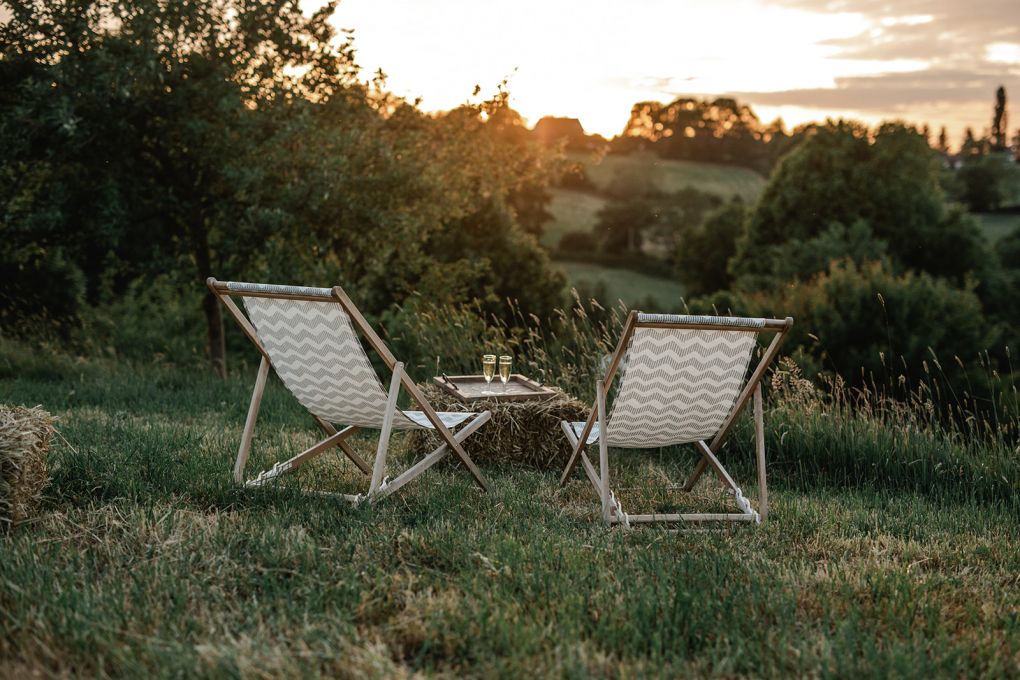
[482, 354, 496, 393]
[498, 355, 512, 392]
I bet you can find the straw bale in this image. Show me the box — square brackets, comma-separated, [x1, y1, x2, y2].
[407, 384, 588, 469]
[0, 405, 53, 529]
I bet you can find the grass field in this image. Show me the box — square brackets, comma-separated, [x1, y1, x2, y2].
[554, 260, 686, 311]
[976, 211, 1020, 243]
[543, 189, 607, 249]
[2, 342, 1019, 677]
[571, 151, 767, 203]
[542, 152, 767, 306]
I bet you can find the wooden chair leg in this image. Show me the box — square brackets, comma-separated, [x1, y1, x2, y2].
[246, 426, 357, 487]
[370, 362, 404, 495]
[754, 382, 768, 522]
[234, 356, 270, 484]
[315, 417, 371, 475]
[370, 411, 491, 501]
[560, 421, 602, 493]
[597, 380, 610, 523]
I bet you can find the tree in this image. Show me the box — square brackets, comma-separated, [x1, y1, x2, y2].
[533, 117, 590, 152]
[731, 121, 987, 288]
[486, 106, 557, 239]
[955, 156, 1006, 211]
[674, 200, 746, 295]
[1, 0, 567, 375]
[593, 196, 659, 252]
[993, 86, 1008, 152]
[1, 0, 362, 375]
[962, 127, 984, 156]
[937, 126, 949, 154]
[617, 96, 773, 171]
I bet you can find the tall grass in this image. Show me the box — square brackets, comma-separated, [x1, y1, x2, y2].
[1, 337, 1018, 677]
[2, 299, 1019, 676]
[385, 293, 1020, 510]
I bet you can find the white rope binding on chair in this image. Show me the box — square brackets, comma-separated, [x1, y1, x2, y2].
[732, 487, 761, 524]
[608, 491, 631, 529]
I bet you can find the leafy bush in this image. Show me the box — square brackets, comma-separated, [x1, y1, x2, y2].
[674, 199, 746, 295]
[733, 261, 994, 391]
[731, 121, 987, 287]
[417, 198, 565, 323]
[558, 230, 598, 252]
[949, 154, 1019, 212]
[0, 245, 86, 339]
[594, 187, 721, 255]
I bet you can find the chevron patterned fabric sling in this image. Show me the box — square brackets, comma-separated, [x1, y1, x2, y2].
[559, 310, 791, 526]
[242, 296, 473, 432]
[242, 296, 426, 430]
[209, 277, 491, 498]
[604, 326, 759, 447]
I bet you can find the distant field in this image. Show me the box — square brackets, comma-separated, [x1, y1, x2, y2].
[555, 260, 686, 311]
[569, 151, 766, 202]
[976, 211, 1020, 242]
[543, 153, 766, 250]
[543, 189, 607, 248]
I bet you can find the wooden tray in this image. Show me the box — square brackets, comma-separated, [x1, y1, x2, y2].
[432, 374, 557, 403]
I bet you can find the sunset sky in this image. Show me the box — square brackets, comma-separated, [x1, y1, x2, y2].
[321, 0, 1020, 145]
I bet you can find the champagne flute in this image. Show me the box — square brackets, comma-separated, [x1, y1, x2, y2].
[498, 355, 512, 393]
[481, 354, 496, 394]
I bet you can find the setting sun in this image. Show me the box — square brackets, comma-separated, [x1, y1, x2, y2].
[323, 0, 1018, 140]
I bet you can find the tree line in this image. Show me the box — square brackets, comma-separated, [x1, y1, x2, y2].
[0, 0, 564, 376]
[2, 0, 1018, 415]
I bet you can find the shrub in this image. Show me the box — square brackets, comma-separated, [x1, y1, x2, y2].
[731, 121, 975, 286]
[951, 154, 1017, 212]
[675, 199, 746, 295]
[738, 261, 995, 393]
[558, 230, 597, 252]
[0, 246, 86, 339]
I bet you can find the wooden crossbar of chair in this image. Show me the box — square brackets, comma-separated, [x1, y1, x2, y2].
[207, 278, 490, 501]
[560, 311, 793, 527]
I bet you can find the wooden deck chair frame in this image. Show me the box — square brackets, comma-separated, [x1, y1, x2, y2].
[207, 278, 490, 503]
[560, 311, 793, 527]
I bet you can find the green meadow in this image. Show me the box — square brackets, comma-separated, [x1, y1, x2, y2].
[554, 260, 687, 310]
[2, 342, 1018, 678]
[570, 152, 767, 202]
[977, 211, 1020, 242]
[543, 189, 608, 249]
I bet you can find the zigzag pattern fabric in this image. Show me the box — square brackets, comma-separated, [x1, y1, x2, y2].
[605, 327, 758, 447]
[243, 297, 419, 429]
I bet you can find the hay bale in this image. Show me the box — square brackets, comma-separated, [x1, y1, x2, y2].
[407, 384, 589, 470]
[0, 405, 53, 530]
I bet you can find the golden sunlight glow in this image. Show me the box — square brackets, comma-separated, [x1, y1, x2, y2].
[306, 0, 1019, 140]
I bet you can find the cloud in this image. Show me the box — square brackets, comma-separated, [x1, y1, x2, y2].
[732, 67, 1020, 111]
[708, 0, 1020, 130]
[776, 0, 1020, 63]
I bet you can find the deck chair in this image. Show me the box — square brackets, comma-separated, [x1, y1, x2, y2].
[207, 278, 491, 502]
[559, 312, 793, 527]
